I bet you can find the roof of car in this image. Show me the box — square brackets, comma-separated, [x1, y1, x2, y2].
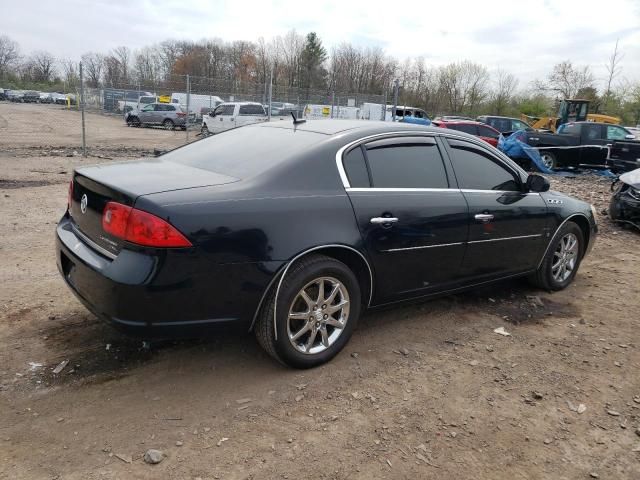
[435, 120, 486, 125]
[220, 101, 263, 106]
[256, 119, 462, 137]
[479, 115, 521, 121]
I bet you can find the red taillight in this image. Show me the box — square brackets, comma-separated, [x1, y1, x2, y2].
[102, 201, 192, 248]
[67, 180, 74, 210]
[176, 112, 186, 117]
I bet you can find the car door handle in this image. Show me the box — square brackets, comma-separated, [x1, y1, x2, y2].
[474, 213, 494, 222]
[370, 217, 399, 225]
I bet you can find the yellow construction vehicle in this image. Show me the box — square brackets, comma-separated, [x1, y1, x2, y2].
[522, 99, 621, 133]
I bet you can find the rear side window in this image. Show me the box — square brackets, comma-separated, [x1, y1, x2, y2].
[448, 124, 477, 135]
[364, 138, 448, 188]
[446, 139, 519, 191]
[239, 104, 266, 115]
[343, 147, 370, 188]
[488, 118, 511, 132]
[559, 123, 579, 135]
[583, 123, 602, 140]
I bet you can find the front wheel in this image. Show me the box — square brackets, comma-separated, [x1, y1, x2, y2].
[163, 119, 174, 130]
[200, 125, 210, 136]
[255, 254, 361, 368]
[529, 222, 584, 291]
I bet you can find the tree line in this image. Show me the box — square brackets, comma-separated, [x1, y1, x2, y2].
[0, 31, 638, 124]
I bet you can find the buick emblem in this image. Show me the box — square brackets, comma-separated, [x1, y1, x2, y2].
[80, 194, 88, 214]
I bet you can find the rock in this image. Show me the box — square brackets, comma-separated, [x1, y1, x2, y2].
[287, 438, 293, 443]
[450, 432, 457, 438]
[216, 437, 228, 447]
[351, 392, 360, 399]
[543, 438, 552, 445]
[607, 410, 621, 416]
[635, 428, 640, 437]
[532, 391, 543, 400]
[175, 441, 183, 446]
[400, 348, 409, 356]
[295, 394, 304, 402]
[526, 295, 544, 308]
[235, 398, 252, 404]
[351, 352, 359, 358]
[577, 404, 587, 414]
[143, 449, 163, 464]
[469, 360, 479, 366]
[590, 473, 599, 479]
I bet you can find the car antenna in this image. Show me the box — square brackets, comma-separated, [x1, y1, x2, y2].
[291, 112, 306, 125]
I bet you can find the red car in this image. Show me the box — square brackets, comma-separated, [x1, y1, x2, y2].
[432, 120, 501, 147]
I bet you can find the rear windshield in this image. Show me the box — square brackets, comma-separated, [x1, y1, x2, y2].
[163, 126, 325, 178]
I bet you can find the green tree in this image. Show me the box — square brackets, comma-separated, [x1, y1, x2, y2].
[300, 32, 327, 91]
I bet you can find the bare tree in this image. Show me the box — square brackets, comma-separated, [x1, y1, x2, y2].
[60, 59, 79, 87]
[546, 61, 595, 99]
[113, 46, 131, 84]
[81, 52, 104, 87]
[603, 39, 623, 110]
[491, 69, 519, 115]
[31, 51, 56, 82]
[0, 35, 20, 77]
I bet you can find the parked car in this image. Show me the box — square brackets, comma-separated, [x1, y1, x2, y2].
[7, 90, 25, 102]
[609, 168, 640, 229]
[201, 102, 267, 135]
[125, 102, 191, 130]
[52, 93, 68, 105]
[22, 91, 40, 103]
[39, 92, 53, 103]
[525, 122, 635, 170]
[477, 115, 534, 136]
[624, 126, 640, 140]
[431, 120, 501, 147]
[608, 138, 640, 173]
[57, 120, 597, 368]
[0, 89, 6, 101]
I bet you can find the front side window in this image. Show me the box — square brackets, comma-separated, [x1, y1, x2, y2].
[478, 125, 499, 139]
[213, 104, 235, 116]
[446, 139, 520, 191]
[512, 120, 530, 131]
[488, 118, 511, 132]
[364, 138, 448, 188]
[583, 124, 602, 141]
[606, 125, 628, 140]
[142, 104, 154, 112]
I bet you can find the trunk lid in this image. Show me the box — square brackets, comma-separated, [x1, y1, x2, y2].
[69, 158, 238, 256]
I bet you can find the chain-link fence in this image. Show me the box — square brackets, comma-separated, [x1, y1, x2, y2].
[0, 66, 393, 160]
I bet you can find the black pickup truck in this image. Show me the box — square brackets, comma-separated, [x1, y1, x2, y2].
[525, 122, 635, 170]
[609, 141, 640, 173]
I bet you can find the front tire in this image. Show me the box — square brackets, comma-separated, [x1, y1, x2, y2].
[255, 254, 361, 368]
[529, 222, 584, 291]
[163, 119, 174, 130]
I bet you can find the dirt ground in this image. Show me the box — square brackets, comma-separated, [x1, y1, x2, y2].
[1, 102, 639, 480]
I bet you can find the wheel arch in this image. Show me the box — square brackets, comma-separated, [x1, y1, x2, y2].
[537, 213, 591, 268]
[248, 244, 374, 336]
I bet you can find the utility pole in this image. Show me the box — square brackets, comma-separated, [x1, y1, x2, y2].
[79, 62, 87, 157]
[268, 65, 273, 121]
[392, 79, 399, 122]
[186, 75, 190, 142]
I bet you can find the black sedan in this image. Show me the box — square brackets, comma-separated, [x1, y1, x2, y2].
[56, 120, 597, 368]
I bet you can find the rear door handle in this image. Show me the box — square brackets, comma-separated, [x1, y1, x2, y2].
[370, 217, 399, 225]
[474, 213, 494, 222]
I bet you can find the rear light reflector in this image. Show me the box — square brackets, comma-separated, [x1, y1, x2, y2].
[102, 201, 192, 248]
[176, 112, 186, 117]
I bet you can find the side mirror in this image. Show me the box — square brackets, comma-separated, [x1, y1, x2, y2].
[625, 134, 635, 140]
[526, 174, 550, 193]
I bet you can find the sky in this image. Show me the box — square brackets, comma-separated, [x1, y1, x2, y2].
[2, 0, 639, 90]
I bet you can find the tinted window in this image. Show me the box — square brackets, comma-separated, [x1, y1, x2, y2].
[214, 104, 235, 116]
[447, 140, 519, 191]
[478, 125, 499, 139]
[239, 104, 266, 115]
[365, 140, 448, 188]
[487, 118, 512, 132]
[583, 124, 602, 140]
[607, 125, 628, 140]
[559, 123, 580, 135]
[448, 124, 477, 135]
[165, 127, 324, 178]
[343, 147, 370, 188]
[512, 120, 530, 131]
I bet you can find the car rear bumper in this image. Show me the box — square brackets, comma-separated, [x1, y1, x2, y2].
[56, 215, 282, 337]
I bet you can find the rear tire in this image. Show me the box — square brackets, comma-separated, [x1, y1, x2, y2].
[539, 150, 558, 170]
[255, 254, 361, 369]
[529, 222, 584, 291]
[163, 119, 174, 130]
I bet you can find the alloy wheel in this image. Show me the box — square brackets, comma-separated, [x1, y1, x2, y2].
[552, 232, 578, 282]
[541, 153, 554, 169]
[287, 276, 350, 355]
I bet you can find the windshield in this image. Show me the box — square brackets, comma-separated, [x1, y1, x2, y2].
[163, 126, 325, 179]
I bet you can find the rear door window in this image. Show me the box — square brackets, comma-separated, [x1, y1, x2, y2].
[446, 139, 520, 191]
[342, 146, 370, 188]
[478, 125, 499, 139]
[448, 124, 477, 135]
[363, 137, 449, 188]
[239, 104, 266, 115]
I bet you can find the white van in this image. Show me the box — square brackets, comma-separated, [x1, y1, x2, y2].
[303, 104, 361, 120]
[361, 103, 430, 122]
[201, 102, 268, 135]
[171, 93, 223, 119]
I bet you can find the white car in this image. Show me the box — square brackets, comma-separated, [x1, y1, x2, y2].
[201, 102, 268, 135]
[625, 126, 640, 140]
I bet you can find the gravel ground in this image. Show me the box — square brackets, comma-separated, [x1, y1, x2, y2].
[1, 102, 639, 480]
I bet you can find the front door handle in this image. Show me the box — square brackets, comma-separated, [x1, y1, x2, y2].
[474, 213, 494, 222]
[370, 217, 399, 225]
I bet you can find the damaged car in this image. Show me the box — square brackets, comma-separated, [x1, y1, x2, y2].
[610, 168, 640, 229]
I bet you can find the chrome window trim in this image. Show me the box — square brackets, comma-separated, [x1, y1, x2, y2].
[270, 244, 374, 340]
[335, 130, 440, 189]
[346, 187, 458, 193]
[71, 224, 117, 260]
[536, 213, 590, 269]
[383, 242, 464, 252]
